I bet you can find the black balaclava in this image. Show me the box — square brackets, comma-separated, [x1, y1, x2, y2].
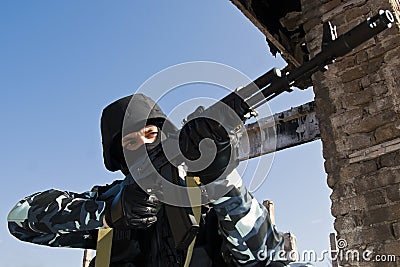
[100, 94, 177, 175]
[119, 127, 164, 175]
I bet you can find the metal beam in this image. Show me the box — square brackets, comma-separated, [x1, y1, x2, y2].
[239, 101, 320, 160]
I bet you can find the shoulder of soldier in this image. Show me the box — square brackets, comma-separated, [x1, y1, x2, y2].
[91, 179, 124, 197]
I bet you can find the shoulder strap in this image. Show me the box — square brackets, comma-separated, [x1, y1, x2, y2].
[95, 228, 114, 267]
[183, 176, 202, 267]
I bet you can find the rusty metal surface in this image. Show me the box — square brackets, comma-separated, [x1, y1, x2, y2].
[239, 101, 320, 160]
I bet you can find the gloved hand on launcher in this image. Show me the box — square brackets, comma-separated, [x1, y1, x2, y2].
[179, 105, 239, 185]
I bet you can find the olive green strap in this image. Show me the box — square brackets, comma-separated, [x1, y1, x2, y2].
[95, 228, 113, 267]
[184, 176, 202, 267]
[95, 177, 201, 267]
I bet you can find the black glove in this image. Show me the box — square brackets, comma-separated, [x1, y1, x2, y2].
[105, 183, 160, 229]
[179, 106, 239, 184]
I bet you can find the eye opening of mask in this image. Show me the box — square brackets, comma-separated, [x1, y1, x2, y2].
[122, 125, 159, 151]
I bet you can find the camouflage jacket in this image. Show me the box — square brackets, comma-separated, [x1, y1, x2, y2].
[8, 170, 283, 266]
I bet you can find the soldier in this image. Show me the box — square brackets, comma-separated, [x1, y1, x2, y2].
[8, 94, 289, 267]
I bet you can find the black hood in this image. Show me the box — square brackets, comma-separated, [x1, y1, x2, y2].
[100, 94, 177, 173]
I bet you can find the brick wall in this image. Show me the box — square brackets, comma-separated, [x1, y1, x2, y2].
[301, 0, 400, 266]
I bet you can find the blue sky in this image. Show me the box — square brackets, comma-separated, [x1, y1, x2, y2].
[1, 1, 334, 266]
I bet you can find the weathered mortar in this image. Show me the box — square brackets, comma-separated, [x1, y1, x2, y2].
[300, 0, 400, 266]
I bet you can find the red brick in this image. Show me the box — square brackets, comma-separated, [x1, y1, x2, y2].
[382, 241, 400, 261]
[345, 132, 375, 151]
[319, 0, 341, 14]
[379, 150, 400, 168]
[386, 184, 400, 202]
[393, 221, 400, 239]
[356, 167, 400, 193]
[331, 195, 367, 217]
[364, 203, 400, 225]
[366, 97, 393, 116]
[331, 182, 357, 200]
[364, 189, 387, 206]
[375, 123, 400, 143]
[340, 161, 377, 179]
[341, 89, 374, 109]
[344, 110, 397, 134]
[345, 5, 369, 22]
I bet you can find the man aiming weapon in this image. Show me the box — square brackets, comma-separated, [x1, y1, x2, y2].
[8, 93, 285, 267]
[7, 9, 394, 267]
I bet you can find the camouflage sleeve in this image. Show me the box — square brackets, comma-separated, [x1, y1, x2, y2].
[7, 189, 106, 249]
[211, 170, 284, 266]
